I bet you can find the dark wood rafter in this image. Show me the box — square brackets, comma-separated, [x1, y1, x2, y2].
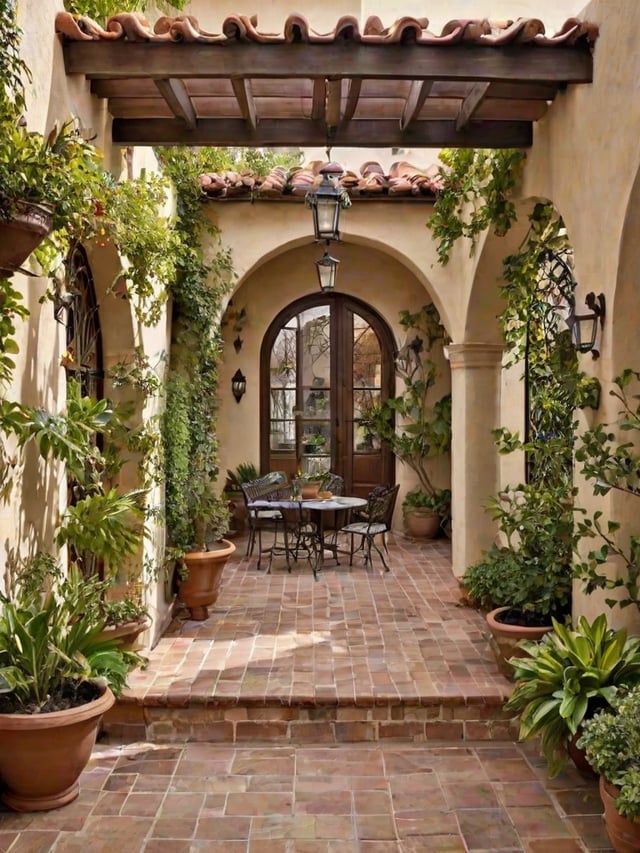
[326, 78, 343, 132]
[112, 116, 533, 147]
[343, 78, 362, 122]
[311, 78, 325, 120]
[154, 77, 196, 129]
[400, 80, 434, 131]
[455, 81, 491, 131]
[57, 12, 597, 150]
[230, 77, 257, 129]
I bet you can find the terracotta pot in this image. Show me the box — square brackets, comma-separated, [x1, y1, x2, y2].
[300, 482, 321, 499]
[226, 494, 248, 536]
[403, 507, 440, 539]
[599, 776, 640, 853]
[486, 606, 552, 678]
[0, 201, 53, 275]
[98, 616, 151, 651]
[568, 729, 597, 778]
[178, 539, 236, 620]
[0, 684, 114, 811]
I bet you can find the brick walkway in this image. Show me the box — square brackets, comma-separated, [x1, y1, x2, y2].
[0, 741, 611, 851]
[0, 534, 613, 850]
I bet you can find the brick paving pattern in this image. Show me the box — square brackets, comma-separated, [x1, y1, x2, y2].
[0, 534, 613, 850]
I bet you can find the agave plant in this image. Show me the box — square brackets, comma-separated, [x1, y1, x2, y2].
[505, 613, 640, 777]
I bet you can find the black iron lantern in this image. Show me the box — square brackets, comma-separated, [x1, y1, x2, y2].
[315, 249, 340, 292]
[566, 292, 606, 358]
[306, 163, 344, 242]
[231, 368, 246, 403]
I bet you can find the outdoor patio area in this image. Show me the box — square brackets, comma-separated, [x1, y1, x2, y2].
[0, 533, 613, 851]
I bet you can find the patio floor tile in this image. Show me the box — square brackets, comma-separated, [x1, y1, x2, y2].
[0, 535, 614, 851]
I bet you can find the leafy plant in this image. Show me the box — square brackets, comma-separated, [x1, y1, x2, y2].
[0, 554, 141, 713]
[158, 147, 236, 557]
[578, 685, 640, 819]
[363, 304, 451, 520]
[505, 614, 640, 777]
[427, 148, 525, 265]
[575, 369, 640, 612]
[463, 484, 575, 622]
[63, 0, 189, 25]
[225, 462, 259, 493]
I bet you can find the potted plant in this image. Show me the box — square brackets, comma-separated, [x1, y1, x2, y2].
[577, 685, 640, 852]
[0, 3, 104, 275]
[302, 432, 326, 454]
[463, 482, 575, 675]
[402, 487, 451, 539]
[362, 304, 452, 536]
[505, 614, 640, 778]
[163, 373, 234, 621]
[0, 553, 142, 812]
[293, 467, 328, 499]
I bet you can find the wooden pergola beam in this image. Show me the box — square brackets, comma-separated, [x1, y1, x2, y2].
[400, 80, 434, 131]
[455, 81, 491, 131]
[63, 42, 593, 84]
[153, 78, 196, 129]
[113, 116, 533, 148]
[230, 77, 257, 129]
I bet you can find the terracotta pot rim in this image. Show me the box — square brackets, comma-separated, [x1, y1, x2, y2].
[184, 539, 236, 561]
[486, 605, 553, 637]
[0, 684, 115, 730]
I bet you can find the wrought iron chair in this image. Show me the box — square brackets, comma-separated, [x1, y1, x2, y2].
[240, 471, 288, 569]
[339, 484, 399, 571]
[270, 502, 321, 579]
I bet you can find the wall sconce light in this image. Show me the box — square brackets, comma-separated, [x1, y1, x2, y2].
[233, 334, 243, 353]
[306, 163, 344, 242]
[231, 369, 246, 403]
[315, 248, 340, 292]
[566, 292, 606, 359]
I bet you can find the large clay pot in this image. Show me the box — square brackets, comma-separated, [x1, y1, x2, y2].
[486, 606, 553, 678]
[98, 617, 151, 652]
[0, 684, 114, 811]
[178, 539, 236, 621]
[0, 201, 53, 275]
[403, 507, 440, 539]
[568, 729, 597, 778]
[599, 776, 640, 853]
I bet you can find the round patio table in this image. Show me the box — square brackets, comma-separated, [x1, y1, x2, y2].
[248, 495, 367, 575]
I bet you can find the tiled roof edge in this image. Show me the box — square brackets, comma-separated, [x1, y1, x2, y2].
[198, 161, 444, 202]
[54, 11, 598, 47]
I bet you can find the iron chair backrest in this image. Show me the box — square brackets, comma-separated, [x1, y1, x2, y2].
[321, 472, 344, 496]
[240, 471, 288, 505]
[366, 484, 399, 529]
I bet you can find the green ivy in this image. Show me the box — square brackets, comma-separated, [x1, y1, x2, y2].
[427, 148, 525, 265]
[158, 147, 236, 553]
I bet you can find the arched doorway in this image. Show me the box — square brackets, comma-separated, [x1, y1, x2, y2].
[261, 294, 396, 497]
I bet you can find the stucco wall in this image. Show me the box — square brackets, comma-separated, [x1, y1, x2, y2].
[7, 0, 640, 631]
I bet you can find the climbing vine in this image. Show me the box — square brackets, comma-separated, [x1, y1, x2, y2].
[427, 148, 526, 265]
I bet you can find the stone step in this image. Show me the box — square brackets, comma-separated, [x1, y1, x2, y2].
[102, 696, 518, 745]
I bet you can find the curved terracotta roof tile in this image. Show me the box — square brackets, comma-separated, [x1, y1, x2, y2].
[55, 11, 598, 47]
[198, 161, 443, 202]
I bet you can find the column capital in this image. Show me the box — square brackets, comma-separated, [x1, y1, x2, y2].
[445, 342, 504, 370]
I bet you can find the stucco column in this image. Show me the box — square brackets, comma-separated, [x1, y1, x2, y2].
[447, 343, 504, 578]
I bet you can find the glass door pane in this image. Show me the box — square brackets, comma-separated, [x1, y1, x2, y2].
[353, 316, 382, 453]
[299, 305, 331, 477]
[269, 324, 297, 455]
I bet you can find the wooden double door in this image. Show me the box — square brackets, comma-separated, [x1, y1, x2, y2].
[261, 294, 395, 497]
